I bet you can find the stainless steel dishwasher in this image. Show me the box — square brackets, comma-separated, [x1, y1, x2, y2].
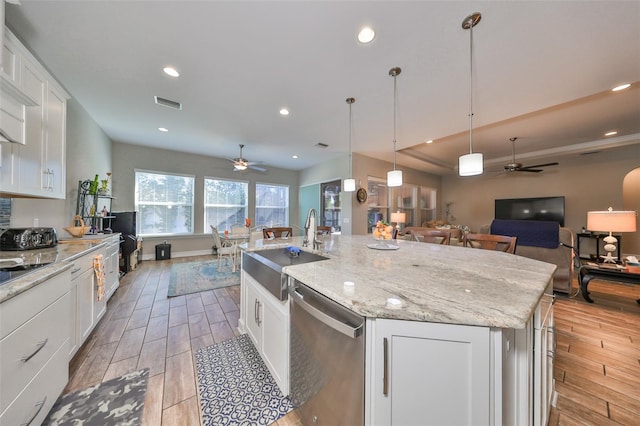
[289, 279, 365, 426]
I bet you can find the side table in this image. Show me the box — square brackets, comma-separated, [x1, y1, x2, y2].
[576, 232, 622, 261]
[579, 263, 640, 303]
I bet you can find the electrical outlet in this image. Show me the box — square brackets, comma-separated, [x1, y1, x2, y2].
[33, 218, 39, 227]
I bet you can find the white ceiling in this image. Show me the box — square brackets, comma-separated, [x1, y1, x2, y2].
[6, 1, 640, 175]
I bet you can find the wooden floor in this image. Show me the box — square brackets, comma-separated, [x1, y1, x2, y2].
[66, 255, 639, 425]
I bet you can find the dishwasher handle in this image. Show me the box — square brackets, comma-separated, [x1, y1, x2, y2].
[291, 288, 363, 339]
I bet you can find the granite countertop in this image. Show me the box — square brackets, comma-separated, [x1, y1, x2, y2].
[0, 235, 119, 303]
[240, 235, 557, 329]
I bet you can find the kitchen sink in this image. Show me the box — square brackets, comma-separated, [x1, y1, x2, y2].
[242, 248, 328, 301]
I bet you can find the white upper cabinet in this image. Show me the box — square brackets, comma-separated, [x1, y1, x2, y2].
[0, 27, 68, 198]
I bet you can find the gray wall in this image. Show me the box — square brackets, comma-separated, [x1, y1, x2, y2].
[441, 144, 640, 256]
[111, 142, 300, 257]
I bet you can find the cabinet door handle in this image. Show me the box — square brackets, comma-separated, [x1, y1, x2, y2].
[383, 337, 389, 396]
[21, 396, 47, 426]
[257, 301, 262, 326]
[71, 267, 82, 274]
[254, 299, 259, 324]
[21, 338, 48, 363]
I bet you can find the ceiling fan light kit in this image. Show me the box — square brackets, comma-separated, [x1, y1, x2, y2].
[458, 12, 484, 177]
[387, 67, 403, 187]
[230, 144, 267, 173]
[344, 97, 356, 192]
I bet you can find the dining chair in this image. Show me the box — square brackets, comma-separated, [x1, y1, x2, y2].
[412, 230, 450, 245]
[464, 233, 517, 254]
[210, 225, 237, 269]
[263, 227, 293, 239]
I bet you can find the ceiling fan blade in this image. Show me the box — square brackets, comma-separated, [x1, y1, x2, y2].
[517, 168, 543, 173]
[522, 162, 559, 169]
[249, 165, 268, 172]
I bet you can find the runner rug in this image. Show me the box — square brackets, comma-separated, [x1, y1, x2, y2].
[168, 260, 240, 297]
[195, 334, 293, 426]
[44, 368, 149, 425]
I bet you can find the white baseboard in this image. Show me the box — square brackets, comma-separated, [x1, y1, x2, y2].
[141, 249, 212, 261]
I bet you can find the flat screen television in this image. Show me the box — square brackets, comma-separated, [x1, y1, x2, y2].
[495, 196, 565, 227]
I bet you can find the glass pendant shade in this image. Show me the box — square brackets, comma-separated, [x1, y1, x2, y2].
[343, 178, 356, 192]
[387, 170, 403, 187]
[458, 153, 484, 176]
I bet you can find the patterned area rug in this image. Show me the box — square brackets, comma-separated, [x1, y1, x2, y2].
[44, 369, 148, 426]
[168, 260, 240, 297]
[195, 334, 293, 426]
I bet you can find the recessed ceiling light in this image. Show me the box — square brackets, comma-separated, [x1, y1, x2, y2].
[605, 131, 618, 136]
[292, 155, 298, 159]
[158, 127, 168, 132]
[425, 140, 433, 144]
[163, 67, 180, 77]
[279, 108, 290, 116]
[358, 27, 375, 43]
[611, 83, 630, 92]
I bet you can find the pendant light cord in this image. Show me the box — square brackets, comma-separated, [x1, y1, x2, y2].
[468, 16, 474, 155]
[348, 98, 354, 177]
[393, 72, 398, 170]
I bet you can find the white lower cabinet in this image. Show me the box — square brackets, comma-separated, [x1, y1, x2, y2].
[104, 236, 120, 299]
[367, 319, 491, 426]
[68, 247, 107, 360]
[0, 268, 71, 425]
[242, 271, 289, 395]
[367, 294, 554, 426]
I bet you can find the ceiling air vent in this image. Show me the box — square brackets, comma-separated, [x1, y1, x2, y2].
[315, 142, 329, 148]
[154, 96, 182, 110]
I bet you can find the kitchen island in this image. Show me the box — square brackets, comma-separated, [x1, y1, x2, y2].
[239, 235, 557, 426]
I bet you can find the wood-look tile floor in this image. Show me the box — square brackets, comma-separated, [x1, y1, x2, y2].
[67, 255, 639, 425]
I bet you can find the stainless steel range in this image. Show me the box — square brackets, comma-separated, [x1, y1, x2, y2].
[0, 227, 58, 251]
[0, 227, 59, 284]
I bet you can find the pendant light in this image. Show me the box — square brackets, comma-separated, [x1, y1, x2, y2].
[387, 67, 403, 187]
[343, 97, 356, 192]
[458, 12, 484, 177]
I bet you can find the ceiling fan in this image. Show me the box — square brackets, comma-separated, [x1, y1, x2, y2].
[230, 144, 267, 172]
[503, 137, 558, 173]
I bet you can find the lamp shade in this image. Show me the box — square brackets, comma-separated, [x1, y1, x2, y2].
[387, 169, 403, 187]
[390, 211, 406, 224]
[458, 153, 484, 176]
[343, 178, 356, 192]
[586, 209, 637, 233]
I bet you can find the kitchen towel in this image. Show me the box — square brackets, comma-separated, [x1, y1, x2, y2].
[93, 254, 105, 301]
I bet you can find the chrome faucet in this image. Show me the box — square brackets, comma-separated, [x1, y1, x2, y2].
[303, 208, 322, 250]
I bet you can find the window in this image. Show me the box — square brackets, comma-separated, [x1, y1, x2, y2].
[255, 183, 289, 227]
[204, 178, 248, 232]
[135, 170, 194, 236]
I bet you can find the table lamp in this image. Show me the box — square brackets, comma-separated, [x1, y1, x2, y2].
[586, 207, 637, 263]
[390, 211, 406, 233]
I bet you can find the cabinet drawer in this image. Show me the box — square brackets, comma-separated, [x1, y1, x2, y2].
[0, 340, 68, 426]
[0, 269, 71, 340]
[0, 291, 70, 413]
[69, 252, 96, 277]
